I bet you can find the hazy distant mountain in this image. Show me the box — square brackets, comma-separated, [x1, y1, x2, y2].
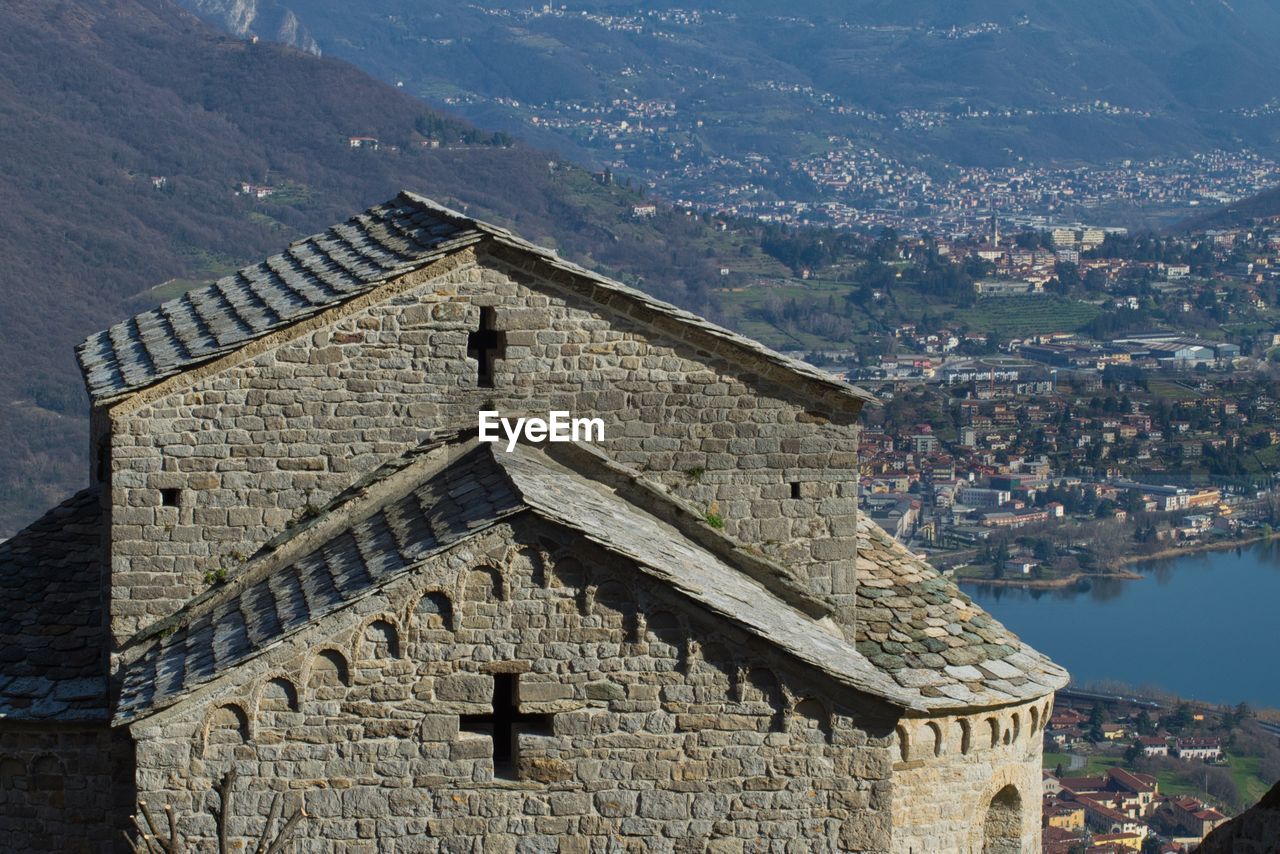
[0, 0, 760, 535]
[174, 0, 1280, 169]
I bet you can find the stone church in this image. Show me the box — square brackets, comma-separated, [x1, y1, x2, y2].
[0, 192, 1067, 852]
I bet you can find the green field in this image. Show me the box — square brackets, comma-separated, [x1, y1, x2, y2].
[714, 278, 877, 350]
[955, 295, 1102, 337]
[1043, 751, 1274, 811]
[1147, 378, 1203, 400]
[1226, 754, 1273, 805]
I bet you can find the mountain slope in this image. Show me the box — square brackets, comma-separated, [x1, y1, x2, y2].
[1178, 184, 1280, 232]
[178, 0, 1280, 170]
[0, 0, 771, 535]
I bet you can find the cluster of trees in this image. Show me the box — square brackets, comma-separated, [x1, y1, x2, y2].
[757, 225, 867, 273]
[1108, 701, 1276, 815]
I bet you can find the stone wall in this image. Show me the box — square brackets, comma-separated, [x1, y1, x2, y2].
[0, 724, 131, 853]
[104, 249, 862, 642]
[128, 520, 896, 853]
[887, 699, 1052, 853]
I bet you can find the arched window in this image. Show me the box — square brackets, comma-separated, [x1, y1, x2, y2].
[981, 784, 1022, 854]
[987, 718, 1000, 749]
[896, 725, 911, 762]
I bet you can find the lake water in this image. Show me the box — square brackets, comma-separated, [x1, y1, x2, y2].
[964, 541, 1280, 709]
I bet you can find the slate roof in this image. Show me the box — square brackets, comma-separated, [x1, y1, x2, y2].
[115, 437, 1066, 724]
[77, 197, 483, 402]
[77, 191, 875, 408]
[495, 445, 920, 710]
[0, 489, 108, 722]
[116, 444, 524, 721]
[854, 516, 1068, 708]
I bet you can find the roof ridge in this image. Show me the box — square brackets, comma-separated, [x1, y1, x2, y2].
[79, 191, 875, 409]
[532, 439, 833, 620]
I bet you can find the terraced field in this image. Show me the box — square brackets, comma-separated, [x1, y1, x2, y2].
[956, 295, 1102, 337]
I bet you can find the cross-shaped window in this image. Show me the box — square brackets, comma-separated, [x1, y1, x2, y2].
[466, 307, 505, 388]
[459, 673, 554, 777]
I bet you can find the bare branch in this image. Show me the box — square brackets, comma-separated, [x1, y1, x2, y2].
[262, 806, 306, 854]
[253, 792, 285, 854]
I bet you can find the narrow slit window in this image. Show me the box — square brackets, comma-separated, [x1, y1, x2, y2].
[160, 488, 181, 507]
[790, 481, 801, 499]
[466, 307, 506, 389]
[95, 437, 109, 483]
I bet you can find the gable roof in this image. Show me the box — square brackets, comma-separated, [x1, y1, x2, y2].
[114, 437, 931, 724]
[0, 489, 108, 722]
[115, 440, 524, 722]
[115, 433, 1067, 725]
[77, 191, 875, 408]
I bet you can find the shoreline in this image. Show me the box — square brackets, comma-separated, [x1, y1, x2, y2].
[955, 569, 1141, 589]
[1110, 531, 1279, 567]
[953, 530, 1280, 589]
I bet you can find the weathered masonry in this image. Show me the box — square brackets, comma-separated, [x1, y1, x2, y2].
[1, 192, 1067, 852]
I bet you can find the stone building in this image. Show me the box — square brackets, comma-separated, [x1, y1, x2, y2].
[0, 192, 1067, 852]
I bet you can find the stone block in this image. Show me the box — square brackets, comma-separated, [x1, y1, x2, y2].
[434, 673, 493, 703]
[419, 715, 458, 742]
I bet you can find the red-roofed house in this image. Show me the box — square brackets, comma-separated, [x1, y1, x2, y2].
[1160, 795, 1227, 839]
[1172, 736, 1222, 761]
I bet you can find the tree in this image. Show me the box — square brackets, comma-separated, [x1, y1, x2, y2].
[1168, 701, 1194, 733]
[1124, 739, 1143, 764]
[1136, 709, 1155, 736]
[1088, 702, 1106, 742]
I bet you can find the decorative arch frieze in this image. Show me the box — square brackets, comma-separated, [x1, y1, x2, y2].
[460, 564, 504, 604]
[256, 675, 300, 715]
[198, 703, 251, 757]
[356, 613, 403, 662]
[410, 589, 454, 633]
[304, 647, 351, 692]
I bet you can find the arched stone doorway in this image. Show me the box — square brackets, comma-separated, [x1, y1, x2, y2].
[981, 784, 1022, 854]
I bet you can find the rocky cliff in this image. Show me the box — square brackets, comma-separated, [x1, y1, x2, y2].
[1196, 780, 1280, 853]
[179, 0, 318, 54]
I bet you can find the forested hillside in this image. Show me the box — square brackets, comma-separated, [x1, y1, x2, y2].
[181, 0, 1280, 168]
[0, 0, 773, 535]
